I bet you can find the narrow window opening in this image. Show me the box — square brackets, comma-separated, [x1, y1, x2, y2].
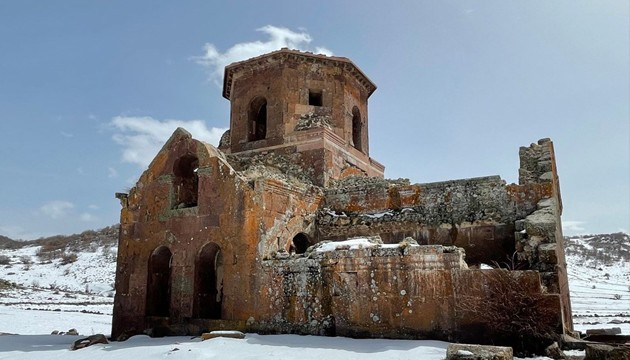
[291, 233, 311, 254]
[146, 246, 172, 317]
[352, 106, 363, 151]
[193, 242, 223, 319]
[308, 90, 323, 106]
[248, 97, 267, 141]
[172, 155, 199, 209]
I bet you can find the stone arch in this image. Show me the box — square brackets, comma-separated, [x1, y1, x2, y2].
[248, 96, 267, 141]
[146, 246, 172, 317]
[290, 233, 311, 254]
[193, 242, 223, 319]
[172, 154, 199, 209]
[352, 106, 362, 151]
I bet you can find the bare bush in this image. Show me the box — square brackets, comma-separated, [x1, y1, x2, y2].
[0, 279, 20, 290]
[0, 255, 10, 265]
[60, 252, 78, 265]
[19, 255, 32, 264]
[36, 247, 63, 261]
[456, 270, 559, 355]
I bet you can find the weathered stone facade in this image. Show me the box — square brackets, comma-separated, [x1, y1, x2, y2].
[112, 49, 572, 344]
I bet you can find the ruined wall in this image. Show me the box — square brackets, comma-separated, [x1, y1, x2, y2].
[319, 176, 551, 265]
[112, 129, 263, 338]
[315, 138, 572, 332]
[248, 244, 562, 344]
[514, 139, 572, 331]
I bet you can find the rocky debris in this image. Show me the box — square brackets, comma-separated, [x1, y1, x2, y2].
[71, 334, 109, 350]
[585, 343, 630, 360]
[227, 152, 316, 187]
[218, 129, 231, 149]
[328, 176, 409, 191]
[446, 343, 513, 360]
[399, 237, 418, 248]
[294, 112, 333, 131]
[561, 334, 588, 350]
[545, 342, 567, 360]
[201, 330, 245, 340]
[51, 328, 79, 336]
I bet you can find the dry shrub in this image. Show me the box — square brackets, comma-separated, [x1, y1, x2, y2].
[60, 252, 78, 265]
[0, 255, 10, 265]
[457, 270, 560, 355]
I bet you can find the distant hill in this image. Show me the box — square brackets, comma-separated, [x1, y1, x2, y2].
[0, 225, 118, 251]
[565, 232, 630, 265]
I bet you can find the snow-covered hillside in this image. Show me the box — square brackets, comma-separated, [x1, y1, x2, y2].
[565, 232, 630, 334]
[0, 227, 117, 316]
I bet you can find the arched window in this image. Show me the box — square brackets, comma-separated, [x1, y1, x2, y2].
[146, 246, 172, 317]
[193, 242, 223, 319]
[248, 97, 267, 141]
[172, 155, 198, 209]
[352, 106, 362, 151]
[291, 233, 311, 255]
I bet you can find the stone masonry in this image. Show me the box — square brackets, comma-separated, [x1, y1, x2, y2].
[112, 49, 572, 345]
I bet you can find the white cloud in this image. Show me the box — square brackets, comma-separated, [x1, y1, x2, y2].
[195, 25, 333, 83]
[80, 213, 96, 222]
[108, 167, 119, 179]
[562, 220, 586, 235]
[110, 116, 227, 168]
[40, 201, 74, 220]
[60, 131, 73, 138]
[88, 204, 99, 210]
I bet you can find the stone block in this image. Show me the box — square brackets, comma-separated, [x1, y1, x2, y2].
[585, 343, 630, 360]
[545, 342, 566, 360]
[446, 343, 513, 360]
[201, 330, 246, 340]
[586, 327, 622, 336]
[538, 243, 558, 264]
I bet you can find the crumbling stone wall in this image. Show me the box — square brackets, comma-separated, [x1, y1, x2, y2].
[247, 243, 562, 343]
[318, 176, 549, 265]
[515, 139, 572, 331]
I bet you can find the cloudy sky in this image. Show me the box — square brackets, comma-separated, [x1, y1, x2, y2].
[0, 1, 627, 239]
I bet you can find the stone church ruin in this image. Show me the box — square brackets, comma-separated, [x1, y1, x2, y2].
[112, 49, 572, 346]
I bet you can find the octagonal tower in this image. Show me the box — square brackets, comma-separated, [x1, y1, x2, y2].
[220, 48, 384, 186]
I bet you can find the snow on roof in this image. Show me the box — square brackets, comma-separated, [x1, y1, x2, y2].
[313, 238, 409, 252]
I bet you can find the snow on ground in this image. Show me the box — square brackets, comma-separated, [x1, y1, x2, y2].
[0, 307, 449, 360]
[0, 234, 628, 359]
[0, 245, 115, 314]
[0, 308, 111, 335]
[566, 241, 630, 334]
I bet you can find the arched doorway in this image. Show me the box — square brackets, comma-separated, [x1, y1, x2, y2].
[146, 246, 172, 317]
[352, 106, 362, 151]
[193, 242, 223, 319]
[291, 233, 311, 254]
[248, 97, 267, 141]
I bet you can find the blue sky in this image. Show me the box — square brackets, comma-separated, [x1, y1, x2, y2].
[0, 1, 627, 239]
